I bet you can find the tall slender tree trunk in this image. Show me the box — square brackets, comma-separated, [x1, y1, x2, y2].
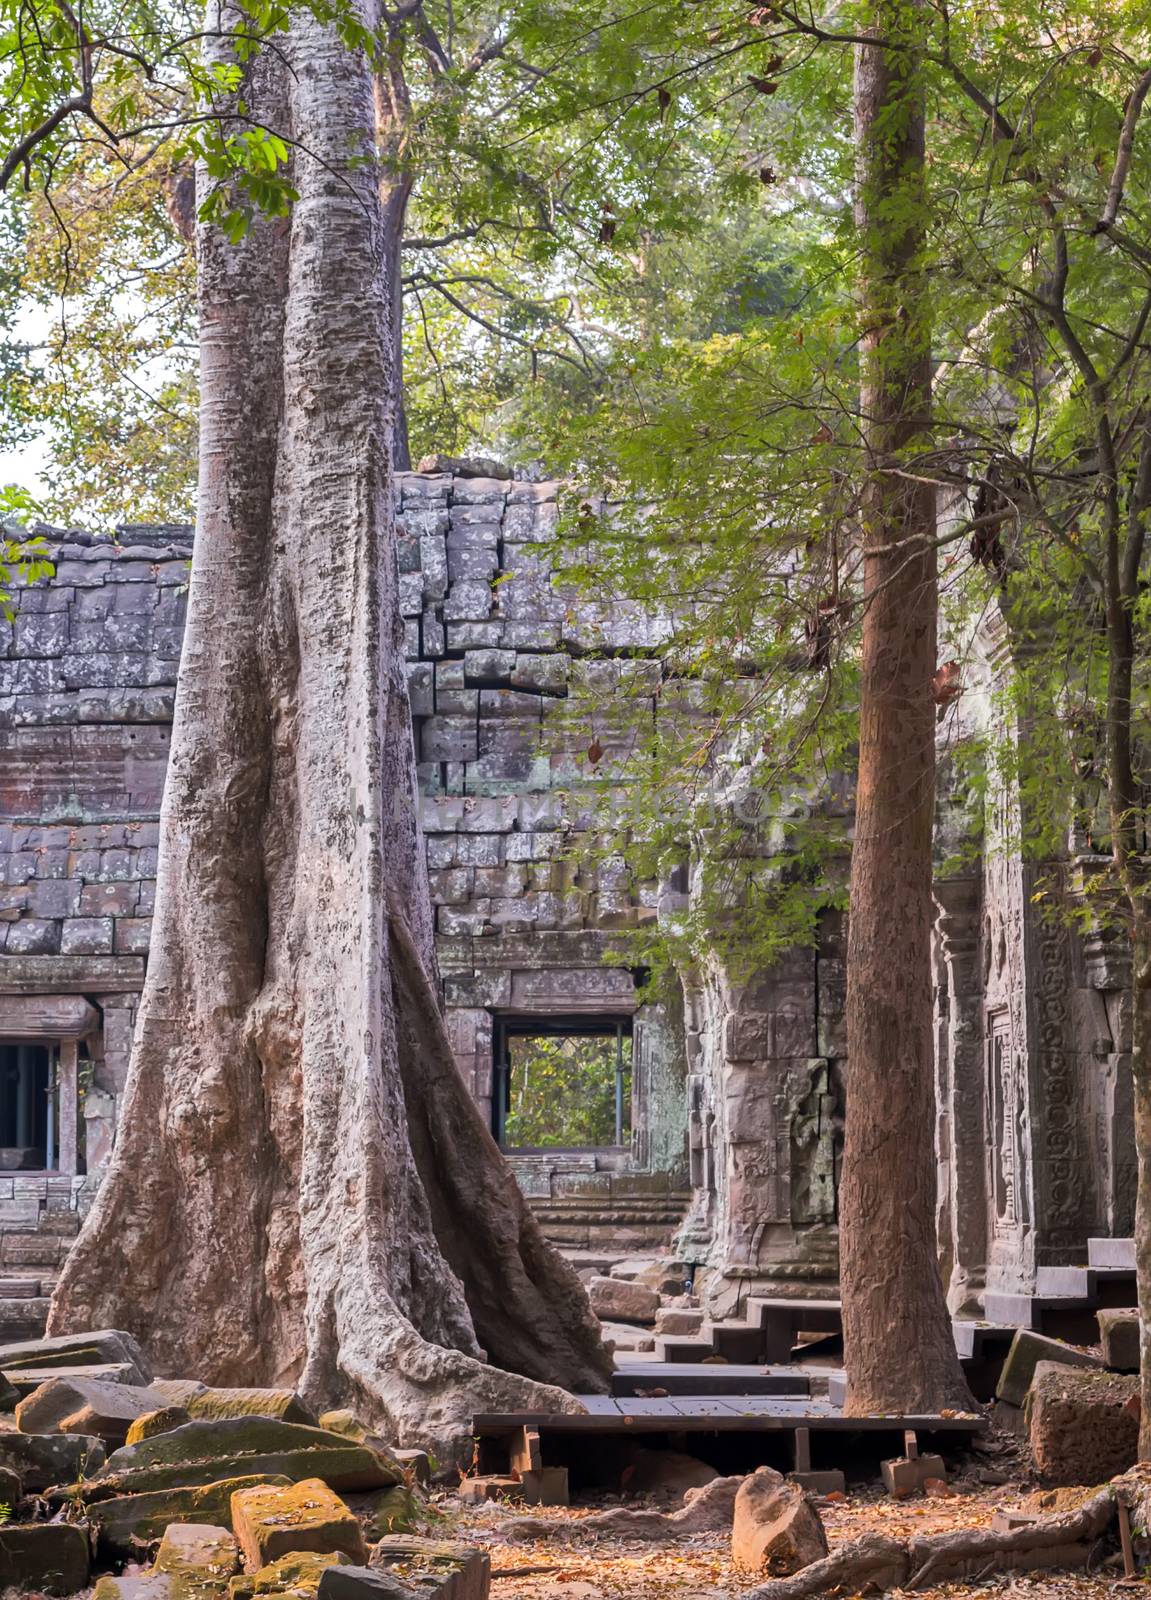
[840, 0, 974, 1415]
[48, 0, 609, 1455]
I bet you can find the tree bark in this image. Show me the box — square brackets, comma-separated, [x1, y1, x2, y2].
[47, 0, 609, 1455]
[839, 0, 974, 1414]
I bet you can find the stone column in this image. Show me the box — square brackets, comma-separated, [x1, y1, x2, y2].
[934, 876, 987, 1315]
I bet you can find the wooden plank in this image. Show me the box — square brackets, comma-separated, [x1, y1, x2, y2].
[473, 1408, 986, 1437]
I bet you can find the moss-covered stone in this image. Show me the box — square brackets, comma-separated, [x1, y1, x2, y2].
[359, 1486, 422, 1540]
[996, 1329, 1102, 1408]
[154, 1522, 240, 1600]
[231, 1478, 367, 1572]
[230, 1550, 351, 1600]
[0, 1428, 106, 1489]
[126, 1408, 195, 1445]
[152, 1385, 317, 1428]
[0, 1520, 90, 1594]
[317, 1413, 365, 1442]
[87, 1473, 294, 1557]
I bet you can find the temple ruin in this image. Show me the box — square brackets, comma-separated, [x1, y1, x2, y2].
[0, 470, 1135, 1339]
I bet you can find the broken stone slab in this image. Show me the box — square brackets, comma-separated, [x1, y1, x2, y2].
[731, 1469, 828, 1577]
[587, 1277, 660, 1325]
[370, 1536, 490, 1600]
[392, 1450, 431, 1486]
[653, 1307, 704, 1337]
[93, 1417, 402, 1495]
[230, 1550, 351, 1600]
[149, 1382, 317, 1427]
[94, 1574, 175, 1600]
[995, 1329, 1103, 1407]
[350, 1484, 425, 1538]
[231, 1477, 367, 1571]
[17, 1375, 166, 1444]
[1098, 1308, 1140, 1373]
[127, 1408, 195, 1445]
[0, 1520, 91, 1594]
[881, 1452, 947, 1499]
[0, 1427, 106, 1489]
[88, 1474, 294, 1557]
[0, 1329, 151, 1384]
[1028, 1361, 1138, 1486]
[596, 1321, 655, 1354]
[317, 1565, 418, 1600]
[154, 1523, 240, 1600]
[4, 1363, 140, 1397]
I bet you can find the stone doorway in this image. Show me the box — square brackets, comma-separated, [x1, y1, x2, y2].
[492, 1015, 633, 1152]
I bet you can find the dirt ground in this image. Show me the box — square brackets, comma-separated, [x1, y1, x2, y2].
[435, 1473, 1136, 1599]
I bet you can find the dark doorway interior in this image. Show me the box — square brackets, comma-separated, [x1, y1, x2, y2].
[493, 1015, 633, 1150]
[0, 1043, 52, 1169]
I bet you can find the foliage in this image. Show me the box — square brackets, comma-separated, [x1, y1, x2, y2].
[0, 485, 52, 616]
[502, 1031, 632, 1149]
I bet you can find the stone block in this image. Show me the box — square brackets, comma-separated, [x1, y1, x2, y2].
[89, 1474, 293, 1557]
[316, 1566, 417, 1600]
[996, 1329, 1103, 1407]
[881, 1453, 946, 1498]
[731, 1470, 827, 1576]
[463, 649, 515, 683]
[446, 622, 504, 650]
[231, 1478, 366, 1572]
[447, 545, 498, 583]
[155, 1522, 239, 1597]
[1028, 1361, 1138, 1484]
[114, 918, 153, 955]
[511, 654, 568, 694]
[442, 582, 493, 623]
[5, 917, 61, 954]
[1097, 1308, 1140, 1372]
[61, 917, 115, 955]
[16, 1374, 164, 1445]
[406, 664, 434, 719]
[370, 1536, 490, 1600]
[420, 718, 478, 764]
[0, 1521, 90, 1594]
[125, 1407, 193, 1444]
[234, 1550, 351, 1600]
[0, 1428, 106, 1489]
[587, 1276, 659, 1325]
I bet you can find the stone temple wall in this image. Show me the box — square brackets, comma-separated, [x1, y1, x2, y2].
[0, 472, 1136, 1305]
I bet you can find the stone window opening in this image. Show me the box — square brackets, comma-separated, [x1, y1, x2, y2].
[492, 1015, 633, 1152]
[0, 1039, 89, 1174]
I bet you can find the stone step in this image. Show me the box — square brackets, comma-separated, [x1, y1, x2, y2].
[0, 1278, 41, 1299]
[952, 1321, 1016, 1360]
[611, 1362, 810, 1397]
[0, 1235, 72, 1269]
[1034, 1264, 1135, 1298]
[0, 1297, 50, 1338]
[1088, 1237, 1136, 1271]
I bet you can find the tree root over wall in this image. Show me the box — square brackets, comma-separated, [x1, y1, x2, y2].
[748, 1485, 1128, 1598]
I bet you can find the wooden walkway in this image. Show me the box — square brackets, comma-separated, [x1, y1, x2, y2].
[476, 1395, 986, 1433]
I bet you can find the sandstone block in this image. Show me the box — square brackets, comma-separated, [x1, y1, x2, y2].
[317, 1565, 417, 1600]
[996, 1329, 1102, 1407]
[0, 1329, 151, 1385]
[17, 1375, 164, 1444]
[0, 1428, 105, 1489]
[587, 1276, 659, 1325]
[231, 1550, 350, 1600]
[88, 1474, 293, 1556]
[98, 1417, 401, 1494]
[654, 1307, 703, 1336]
[231, 1477, 366, 1572]
[155, 1522, 239, 1600]
[149, 1382, 316, 1427]
[1098, 1308, 1140, 1373]
[0, 1521, 90, 1594]
[1028, 1362, 1138, 1485]
[731, 1470, 828, 1577]
[94, 1574, 173, 1600]
[370, 1536, 490, 1600]
[126, 1408, 194, 1444]
[358, 1484, 423, 1537]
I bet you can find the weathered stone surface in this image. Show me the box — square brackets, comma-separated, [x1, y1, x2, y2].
[0, 1370, 20, 1410]
[17, 1375, 163, 1444]
[231, 1550, 351, 1600]
[155, 1522, 240, 1599]
[996, 1330, 1102, 1408]
[370, 1537, 490, 1600]
[127, 1408, 195, 1444]
[731, 1469, 828, 1577]
[317, 1565, 417, 1600]
[356, 1484, 423, 1538]
[0, 1427, 105, 1488]
[94, 1573, 174, 1600]
[88, 1475, 294, 1556]
[653, 1307, 703, 1336]
[0, 1330, 151, 1384]
[587, 1276, 659, 1325]
[231, 1477, 367, 1571]
[1028, 1362, 1139, 1485]
[1097, 1309, 1140, 1373]
[0, 1521, 91, 1593]
[149, 1383, 316, 1427]
[97, 1418, 400, 1494]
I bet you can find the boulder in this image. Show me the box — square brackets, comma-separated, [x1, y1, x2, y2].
[996, 1329, 1102, 1408]
[150, 1383, 317, 1427]
[587, 1277, 659, 1325]
[88, 1474, 294, 1557]
[17, 1376, 165, 1444]
[621, 1447, 718, 1504]
[357, 1485, 423, 1538]
[231, 1550, 351, 1600]
[1098, 1309, 1140, 1373]
[0, 1428, 105, 1489]
[93, 1417, 401, 1495]
[127, 1409, 195, 1445]
[155, 1523, 240, 1600]
[731, 1469, 829, 1577]
[0, 1330, 151, 1385]
[371, 1537, 489, 1600]
[0, 1521, 90, 1594]
[231, 1477, 367, 1571]
[1028, 1362, 1139, 1485]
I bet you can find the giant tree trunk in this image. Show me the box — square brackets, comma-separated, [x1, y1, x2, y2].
[839, 0, 974, 1415]
[48, 0, 609, 1455]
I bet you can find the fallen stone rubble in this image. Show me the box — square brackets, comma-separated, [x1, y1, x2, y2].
[0, 1328, 487, 1600]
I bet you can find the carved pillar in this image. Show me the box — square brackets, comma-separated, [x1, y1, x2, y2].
[934, 877, 987, 1315]
[57, 1038, 79, 1177]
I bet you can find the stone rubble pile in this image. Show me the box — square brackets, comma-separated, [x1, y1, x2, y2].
[577, 1254, 698, 1355]
[0, 1328, 488, 1600]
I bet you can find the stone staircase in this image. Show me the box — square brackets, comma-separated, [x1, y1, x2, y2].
[527, 1189, 693, 1256]
[982, 1237, 1137, 1343]
[0, 1212, 80, 1340]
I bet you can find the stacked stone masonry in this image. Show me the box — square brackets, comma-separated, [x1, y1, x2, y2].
[0, 473, 1136, 1315]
